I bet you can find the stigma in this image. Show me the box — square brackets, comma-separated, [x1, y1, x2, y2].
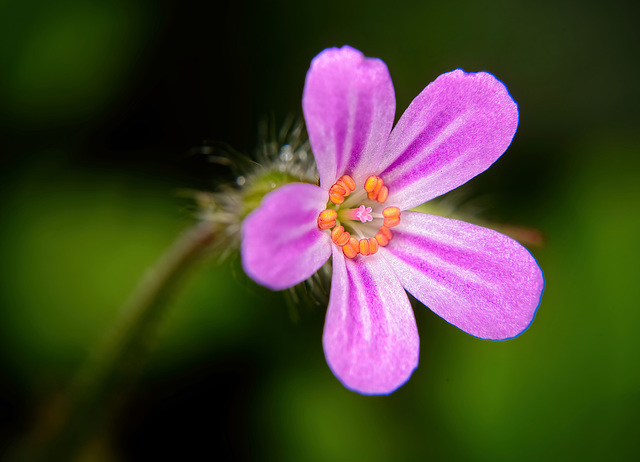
[317, 174, 401, 259]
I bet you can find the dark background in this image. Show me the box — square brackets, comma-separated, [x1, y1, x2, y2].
[1, 0, 639, 460]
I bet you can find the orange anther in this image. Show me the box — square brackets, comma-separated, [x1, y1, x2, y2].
[331, 226, 351, 246]
[365, 175, 386, 201]
[318, 222, 334, 230]
[336, 179, 351, 197]
[373, 179, 383, 196]
[364, 175, 380, 193]
[382, 206, 401, 218]
[384, 216, 401, 228]
[319, 208, 337, 221]
[376, 185, 388, 203]
[368, 237, 379, 255]
[318, 221, 334, 230]
[330, 184, 347, 196]
[335, 175, 355, 196]
[375, 226, 393, 246]
[359, 238, 371, 256]
[378, 226, 393, 240]
[329, 191, 345, 205]
[375, 231, 389, 247]
[343, 236, 359, 259]
[382, 207, 401, 227]
[336, 231, 351, 246]
[343, 245, 358, 259]
[341, 175, 356, 191]
[317, 208, 337, 229]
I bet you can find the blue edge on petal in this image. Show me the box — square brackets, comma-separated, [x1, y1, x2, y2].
[481, 249, 544, 342]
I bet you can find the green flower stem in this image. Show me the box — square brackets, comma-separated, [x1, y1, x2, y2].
[26, 221, 217, 461]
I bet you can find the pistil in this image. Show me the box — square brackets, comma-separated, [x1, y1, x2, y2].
[342, 205, 373, 223]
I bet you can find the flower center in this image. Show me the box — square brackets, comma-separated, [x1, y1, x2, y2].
[316, 174, 401, 259]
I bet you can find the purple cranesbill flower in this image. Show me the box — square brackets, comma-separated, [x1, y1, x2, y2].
[241, 45, 544, 395]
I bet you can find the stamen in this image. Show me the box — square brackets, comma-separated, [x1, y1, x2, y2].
[336, 175, 356, 197]
[336, 233, 351, 246]
[358, 237, 380, 256]
[331, 225, 351, 247]
[376, 185, 388, 203]
[340, 175, 356, 191]
[368, 237, 379, 255]
[335, 180, 350, 196]
[383, 217, 400, 227]
[382, 206, 401, 228]
[373, 180, 383, 196]
[317, 208, 337, 229]
[329, 175, 357, 205]
[331, 225, 343, 241]
[359, 238, 371, 256]
[375, 233, 388, 246]
[364, 175, 380, 193]
[378, 226, 393, 240]
[329, 189, 345, 205]
[331, 184, 347, 196]
[364, 175, 387, 202]
[375, 226, 393, 246]
[329, 183, 347, 204]
[343, 236, 359, 259]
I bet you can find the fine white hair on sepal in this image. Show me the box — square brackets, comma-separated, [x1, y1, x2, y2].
[254, 115, 318, 183]
[178, 116, 320, 266]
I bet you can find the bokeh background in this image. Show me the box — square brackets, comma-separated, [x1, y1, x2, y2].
[1, 0, 639, 460]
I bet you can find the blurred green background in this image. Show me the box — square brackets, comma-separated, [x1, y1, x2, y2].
[1, 0, 639, 460]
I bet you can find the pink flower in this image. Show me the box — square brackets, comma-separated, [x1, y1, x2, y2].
[241, 46, 544, 395]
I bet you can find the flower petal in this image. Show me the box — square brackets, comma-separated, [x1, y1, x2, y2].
[302, 45, 396, 188]
[380, 70, 519, 210]
[241, 183, 331, 290]
[382, 212, 543, 340]
[323, 247, 419, 395]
